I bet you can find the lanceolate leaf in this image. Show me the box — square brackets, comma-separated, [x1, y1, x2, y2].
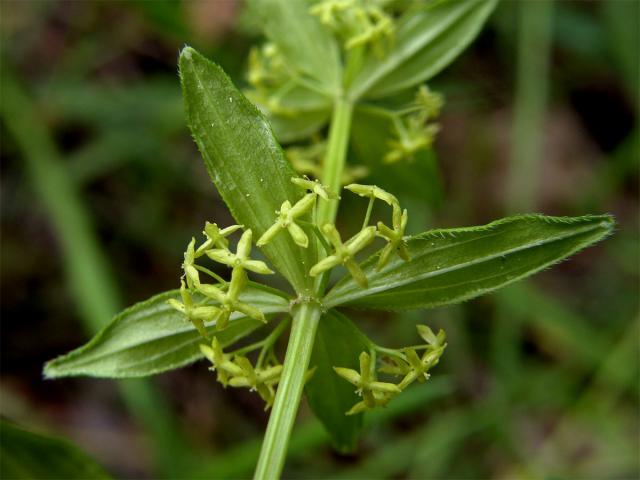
[44, 284, 290, 378]
[0, 420, 110, 480]
[179, 47, 315, 292]
[348, 0, 498, 100]
[305, 310, 372, 453]
[324, 215, 614, 310]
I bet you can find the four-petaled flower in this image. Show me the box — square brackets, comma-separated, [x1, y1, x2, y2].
[309, 223, 376, 287]
[199, 337, 243, 386]
[376, 203, 410, 270]
[399, 326, 446, 390]
[291, 176, 337, 201]
[196, 222, 243, 256]
[257, 194, 316, 248]
[198, 269, 266, 330]
[207, 229, 274, 275]
[384, 116, 439, 164]
[334, 351, 401, 415]
[228, 356, 283, 409]
[415, 85, 443, 121]
[167, 280, 220, 338]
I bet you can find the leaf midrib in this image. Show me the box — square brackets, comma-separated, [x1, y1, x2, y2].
[54, 307, 286, 367]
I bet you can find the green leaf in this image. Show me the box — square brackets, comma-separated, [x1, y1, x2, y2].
[250, 0, 341, 92]
[324, 215, 614, 310]
[179, 47, 315, 292]
[0, 420, 110, 479]
[305, 309, 372, 453]
[348, 0, 498, 100]
[44, 284, 290, 378]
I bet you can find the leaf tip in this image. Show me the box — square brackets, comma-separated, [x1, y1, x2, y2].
[179, 45, 196, 62]
[178, 46, 206, 76]
[42, 359, 60, 380]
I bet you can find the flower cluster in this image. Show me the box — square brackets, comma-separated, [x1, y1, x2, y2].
[257, 180, 412, 287]
[170, 180, 416, 409]
[310, 0, 395, 55]
[334, 325, 447, 415]
[168, 224, 274, 334]
[246, 43, 294, 116]
[258, 177, 336, 248]
[200, 337, 283, 409]
[384, 85, 443, 164]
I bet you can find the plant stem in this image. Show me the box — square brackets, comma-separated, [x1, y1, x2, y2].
[317, 98, 354, 226]
[254, 98, 354, 479]
[253, 302, 322, 479]
[362, 196, 375, 230]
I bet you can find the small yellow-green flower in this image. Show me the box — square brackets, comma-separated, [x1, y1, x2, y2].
[397, 326, 447, 390]
[167, 280, 219, 338]
[415, 85, 443, 121]
[196, 222, 243, 256]
[384, 117, 439, 164]
[207, 229, 274, 275]
[309, 223, 376, 287]
[198, 269, 266, 330]
[376, 203, 410, 270]
[200, 337, 243, 386]
[228, 356, 283, 409]
[257, 194, 316, 248]
[291, 176, 337, 201]
[334, 351, 401, 415]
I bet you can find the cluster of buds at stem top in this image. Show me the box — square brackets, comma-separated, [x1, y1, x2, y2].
[334, 325, 447, 415]
[310, 0, 395, 56]
[257, 177, 336, 249]
[384, 85, 443, 164]
[168, 224, 274, 334]
[200, 338, 282, 409]
[245, 43, 296, 116]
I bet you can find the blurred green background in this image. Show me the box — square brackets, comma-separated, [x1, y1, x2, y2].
[1, 0, 638, 478]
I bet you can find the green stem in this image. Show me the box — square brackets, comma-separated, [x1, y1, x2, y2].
[362, 196, 375, 230]
[254, 98, 354, 479]
[253, 302, 322, 479]
[317, 98, 354, 226]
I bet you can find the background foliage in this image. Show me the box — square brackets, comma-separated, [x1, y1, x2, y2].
[1, 0, 638, 478]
